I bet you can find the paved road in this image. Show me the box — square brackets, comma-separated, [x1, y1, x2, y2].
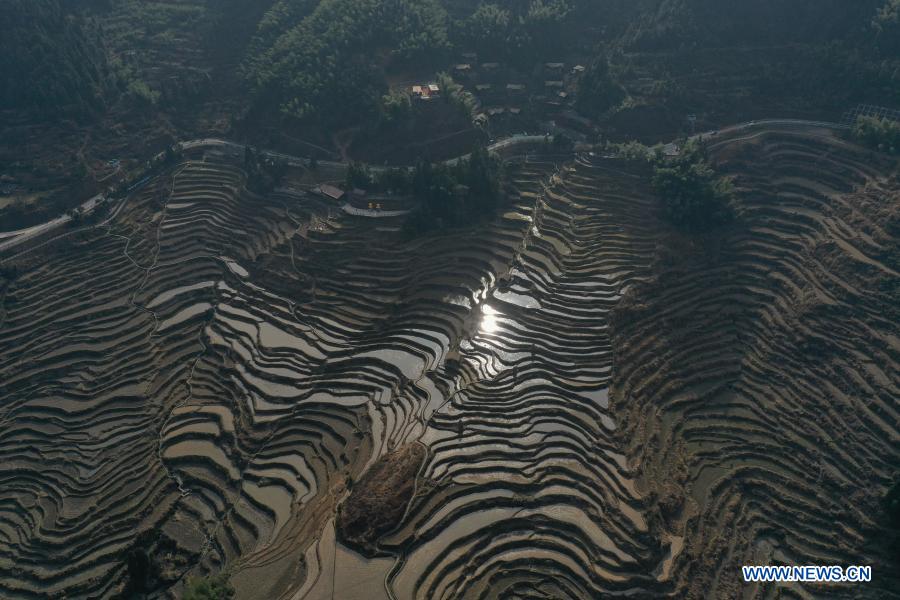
[662, 118, 847, 155]
[188, 135, 550, 169]
[0, 192, 106, 253]
[0, 120, 847, 257]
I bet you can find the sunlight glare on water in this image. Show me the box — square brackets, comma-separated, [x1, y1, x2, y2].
[480, 304, 500, 334]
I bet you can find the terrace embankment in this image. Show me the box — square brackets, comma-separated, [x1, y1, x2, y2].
[611, 128, 900, 598]
[0, 148, 559, 599]
[373, 155, 673, 599]
[1, 127, 897, 599]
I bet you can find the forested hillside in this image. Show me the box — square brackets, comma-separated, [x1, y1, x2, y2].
[4, 0, 896, 127]
[597, 0, 900, 136]
[0, 0, 112, 117]
[1, 0, 898, 225]
[622, 0, 883, 49]
[244, 0, 451, 123]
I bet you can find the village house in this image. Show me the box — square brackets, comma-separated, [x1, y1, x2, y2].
[506, 83, 526, 95]
[481, 62, 500, 73]
[317, 184, 345, 202]
[545, 62, 565, 75]
[411, 83, 440, 100]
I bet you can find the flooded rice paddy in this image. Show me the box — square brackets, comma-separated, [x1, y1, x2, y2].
[1, 129, 897, 598]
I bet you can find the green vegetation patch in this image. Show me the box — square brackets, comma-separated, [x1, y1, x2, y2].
[245, 0, 451, 122]
[183, 573, 235, 600]
[0, 0, 113, 116]
[854, 116, 900, 155]
[651, 141, 735, 231]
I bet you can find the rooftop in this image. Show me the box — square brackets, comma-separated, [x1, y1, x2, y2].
[318, 184, 345, 201]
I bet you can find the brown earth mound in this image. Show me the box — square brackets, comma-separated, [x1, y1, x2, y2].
[336, 443, 427, 556]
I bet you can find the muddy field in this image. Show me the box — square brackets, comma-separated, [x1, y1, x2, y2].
[0, 125, 897, 599]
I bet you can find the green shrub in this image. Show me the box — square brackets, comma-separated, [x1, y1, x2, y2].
[854, 116, 900, 155]
[183, 574, 234, 600]
[651, 140, 734, 231]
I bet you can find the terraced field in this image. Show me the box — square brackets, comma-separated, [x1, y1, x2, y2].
[0, 126, 897, 599]
[612, 128, 900, 598]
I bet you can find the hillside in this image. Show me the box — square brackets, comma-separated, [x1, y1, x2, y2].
[611, 126, 900, 597]
[0, 0, 112, 117]
[1, 125, 897, 599]
[1, 3, 900, 599]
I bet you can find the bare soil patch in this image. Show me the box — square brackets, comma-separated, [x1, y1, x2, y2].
[336, 443, 426, 556]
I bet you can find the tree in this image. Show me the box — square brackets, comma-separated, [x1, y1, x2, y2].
[346, 162, 372, 189]
[183, 574, 234, 600]
[853, 115, 900, 155]
[873, 0, 900, 54]
[403, 144, 503, 236]
[1, 0, 112, 118]
[461, 145, 501, 216]
[651, 140, 734, 231]
[463, 4, 511, 52]
[525, 0, 571, 54]
[244, 0, 450, 124]
[575, 56, 626, 118]
[380, 89, 412, 123]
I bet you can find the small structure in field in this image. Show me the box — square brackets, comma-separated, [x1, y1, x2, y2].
[317, 184, 345, 202]
[411, 83, 441, 100]
[545, 62, 565, 74]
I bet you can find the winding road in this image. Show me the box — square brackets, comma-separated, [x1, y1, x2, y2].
[0, 119, 847, 259]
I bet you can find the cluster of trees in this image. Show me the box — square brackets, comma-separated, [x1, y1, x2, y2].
[345, 145, 504, 235]
[874, 0, 900, 55]
[380, 89, 413, 124]
[244, 147, 288, 194]
[436, 72, 479, 121]
[649, 140, 734, 231]
[620, 0, 887, 50]
[455, 1, 573, 64]
[611, 0, 900, 112]
[403, 145, 503, 235]
[575, 57, 626, 118]
[1, 0, 113, 118]
[183, 574, 235, 600]
[244, 0, 451, 123]
[854, 116, 900, 155]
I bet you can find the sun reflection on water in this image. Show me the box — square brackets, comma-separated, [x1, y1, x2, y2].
[480, 304, 500, 334]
